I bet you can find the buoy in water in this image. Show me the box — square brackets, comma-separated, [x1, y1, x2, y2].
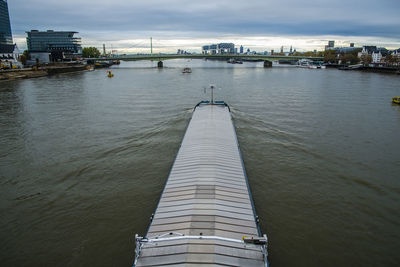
[107, 70, 114, 78]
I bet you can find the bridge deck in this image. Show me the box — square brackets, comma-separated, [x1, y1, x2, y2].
[134, 102, 267, 267]
[93, 53, 323, 61]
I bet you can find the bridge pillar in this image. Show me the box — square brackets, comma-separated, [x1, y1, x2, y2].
[157, 61, 163, 68]
[263, 60, 272, 68]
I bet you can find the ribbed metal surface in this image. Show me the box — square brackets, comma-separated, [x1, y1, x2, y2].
[135, 103, 267, 267]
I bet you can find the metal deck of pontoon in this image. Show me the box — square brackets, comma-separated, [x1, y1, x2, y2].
[134, 101, 268, 267]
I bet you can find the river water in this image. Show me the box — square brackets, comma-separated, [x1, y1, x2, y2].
[1, 59, 399, 266]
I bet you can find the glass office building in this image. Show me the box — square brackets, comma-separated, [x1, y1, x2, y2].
[217, 43, 235, 53]
[26, 30, 82, 54]
[0, 0, 13, 45]
[202, 43, 235, 55]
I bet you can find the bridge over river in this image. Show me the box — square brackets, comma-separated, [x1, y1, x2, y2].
[91, 53, 323, 67]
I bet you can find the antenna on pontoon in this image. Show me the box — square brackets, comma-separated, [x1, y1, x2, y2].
[203, 84, 221, 104]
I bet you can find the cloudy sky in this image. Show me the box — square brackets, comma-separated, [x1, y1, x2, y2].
[7, 0, 400, 53]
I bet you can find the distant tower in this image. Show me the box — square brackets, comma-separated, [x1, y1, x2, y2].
[350, 43, 354, 47]
[271, 49, 274, 55]
[247, 48, 250, 53]
[0, 0, 13, 45]
[290, 46, 293, 53]
[280, 46, 283, 53]
[240, 45, 243, 54]
[328, 40, 334, 48]
[103, 44, 106, 55]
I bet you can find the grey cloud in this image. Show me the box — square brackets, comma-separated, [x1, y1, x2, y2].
[8, 0, 400, 40]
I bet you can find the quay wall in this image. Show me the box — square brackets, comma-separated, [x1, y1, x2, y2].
[0, 65, 89, 81]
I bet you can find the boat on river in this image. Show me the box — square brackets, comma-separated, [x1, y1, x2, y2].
[133, 92, 268, 267]
[182, 67, 192, 73]
[392, 97, 400, 104]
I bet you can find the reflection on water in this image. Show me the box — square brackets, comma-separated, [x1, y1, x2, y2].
[0, 59, 400, 266]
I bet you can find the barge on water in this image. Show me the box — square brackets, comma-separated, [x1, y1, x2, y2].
[133, 100, 268, 267]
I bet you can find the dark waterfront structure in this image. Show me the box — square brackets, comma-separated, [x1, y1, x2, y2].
[26, 30, 82, 60]
[0, 0, 13, 45]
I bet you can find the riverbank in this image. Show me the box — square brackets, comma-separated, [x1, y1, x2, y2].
[326, 63, 400, 74]
[360, 65, 400, 74]
[0, 69, 48, 81]
[0, 64, 90, 82]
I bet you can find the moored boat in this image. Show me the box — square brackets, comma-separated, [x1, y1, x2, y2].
[297, 59, 312, 68]
[227, 58, 243, 64]
[311, 62, 326, 69]
[297, 59, 326, 69]
[339, 64, 363, 70]
[392, 96, 400, 104]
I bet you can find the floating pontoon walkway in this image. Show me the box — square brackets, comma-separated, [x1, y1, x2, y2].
[134, 101, 268, 267]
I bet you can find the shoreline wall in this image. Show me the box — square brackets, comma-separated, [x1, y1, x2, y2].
[0, 65, 89, 82]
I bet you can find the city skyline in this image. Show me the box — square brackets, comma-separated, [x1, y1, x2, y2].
[6, 0, 400, 53]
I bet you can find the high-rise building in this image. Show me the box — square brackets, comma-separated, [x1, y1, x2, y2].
[0, 0, 13, 45]
[325, 40, 336, 51]
[240, 45, 243, 54]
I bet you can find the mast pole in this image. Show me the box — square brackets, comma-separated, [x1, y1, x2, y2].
[210, 85, 214, 104]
